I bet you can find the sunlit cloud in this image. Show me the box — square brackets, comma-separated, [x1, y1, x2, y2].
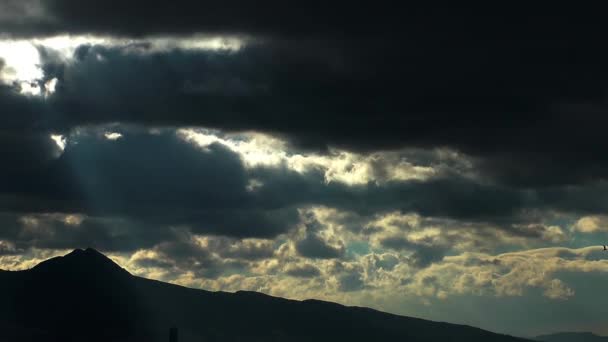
[50, 134, 66, 152]
[178, 128, 452, 185]
[104, 132, 123, 140]
[0, 40, 42, 82]
[573, 215, 608, 233]
[0, 34, 246, 97]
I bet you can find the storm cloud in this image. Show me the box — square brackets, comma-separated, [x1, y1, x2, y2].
[1, 33, 608, 188]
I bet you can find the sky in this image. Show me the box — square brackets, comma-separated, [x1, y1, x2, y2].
[1, 2, 608, 337]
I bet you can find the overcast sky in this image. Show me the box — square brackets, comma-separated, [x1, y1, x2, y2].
[1, 2, 608, 337]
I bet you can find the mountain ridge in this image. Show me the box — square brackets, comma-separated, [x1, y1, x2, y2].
[0, 248, 533, 342]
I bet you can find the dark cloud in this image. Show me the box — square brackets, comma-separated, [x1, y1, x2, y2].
[409, 247, 446, 269]
[0, 1, 423, 38]
[285, 264, 321, 278]
[0, 226, 22, 255]
[296, 233, 345, 260]
[379, 237, 446, 268]
[133, 257, 173, 269]
[4, 41, 608, 249]
[249, 164, 531, 222]
[1, 3, 605, 47]
[421, 276, 438, 287]
[0, 213, 172, 252]
[2, 5, 608, 188]
[0, 37, 598, 189]
[370, 254, 400, 271]
[4, 6, 608, 335]
[0, 85, 48, 132]
[0, 129, 301, 240]
[142, 233, 229, 279]
[338, 272, 365, 292]
[203, 237, 276, 261]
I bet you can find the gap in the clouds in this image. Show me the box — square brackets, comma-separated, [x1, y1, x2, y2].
[0, 40, 42, 81]
[104, 132, 123, 140]
[50, 134, 66, 152]
[0, 34, 247, 96]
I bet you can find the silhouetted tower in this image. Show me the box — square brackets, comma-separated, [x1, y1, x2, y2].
[169, 327, 178, 342]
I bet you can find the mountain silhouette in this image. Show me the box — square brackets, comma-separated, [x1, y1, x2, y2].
[0, 248, 532, 342]
[536, 332, 608, 342]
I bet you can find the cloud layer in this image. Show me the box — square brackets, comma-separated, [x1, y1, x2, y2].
[2, 4, 608, 337]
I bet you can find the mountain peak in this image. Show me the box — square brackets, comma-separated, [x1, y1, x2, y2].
[32, 248, 130, 276]
[65, 247, 105, 258]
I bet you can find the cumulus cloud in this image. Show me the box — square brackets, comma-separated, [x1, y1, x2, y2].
[573, 216, 608, 233]
[91, 245, 606, 313]
[406, 247, 608, 301]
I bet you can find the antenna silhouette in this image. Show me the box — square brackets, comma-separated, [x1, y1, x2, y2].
[170, 327, 178, 342]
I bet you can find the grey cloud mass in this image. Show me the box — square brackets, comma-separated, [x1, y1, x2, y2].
[285, 264, 321, 278]
[2, 125, 608, 246]
[2, 34, 608, 187]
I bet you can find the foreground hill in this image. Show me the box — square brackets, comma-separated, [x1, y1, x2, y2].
[0, 248, 531, 342]
[536, 332, 608, 342]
